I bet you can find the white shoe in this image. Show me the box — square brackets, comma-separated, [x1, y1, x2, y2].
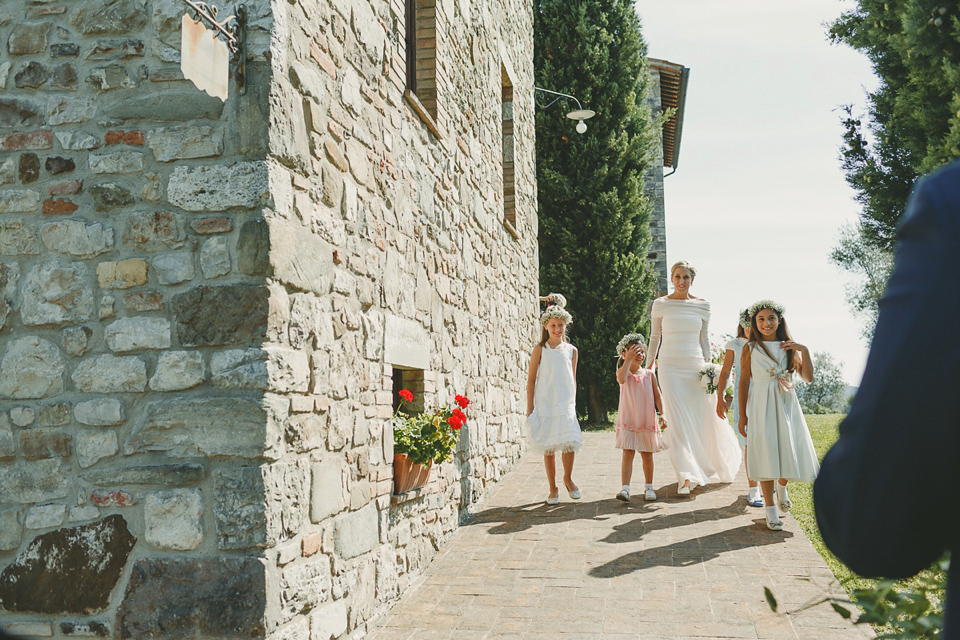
[546, 493, 559, 505]
[644, 488, 657, 501]
[776, 484, 791, 512]
[677, 481, 691, 496]
[766, 513, 783, 531]
[616, 488, 630, 502]
[567, 484, 581, 500]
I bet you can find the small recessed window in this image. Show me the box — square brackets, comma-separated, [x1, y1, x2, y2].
[501, 65, 516, 236]
[393, 367, 425, 414]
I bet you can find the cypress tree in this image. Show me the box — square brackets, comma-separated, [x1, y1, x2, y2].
[534, 0, 661, 422]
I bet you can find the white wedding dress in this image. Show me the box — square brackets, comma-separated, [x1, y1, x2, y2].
[646, 298, 741, 488]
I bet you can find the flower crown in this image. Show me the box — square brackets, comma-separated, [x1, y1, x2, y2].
[616, 333, 646, 355]
[738, 308, 752, 329]
[540, 305, 572, 326]
[748, 299, 786, 319]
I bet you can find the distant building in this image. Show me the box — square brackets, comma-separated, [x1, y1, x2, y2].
[645, 58, 690, 297]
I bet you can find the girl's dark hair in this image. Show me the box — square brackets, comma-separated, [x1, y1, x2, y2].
[749, 311, 800, 372]
[736, 324, 746, 339]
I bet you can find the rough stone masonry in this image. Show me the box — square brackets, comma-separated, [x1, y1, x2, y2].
[0, 0, 537, 636]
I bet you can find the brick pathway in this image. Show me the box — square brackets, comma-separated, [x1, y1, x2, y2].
[368, 433, 874, 639]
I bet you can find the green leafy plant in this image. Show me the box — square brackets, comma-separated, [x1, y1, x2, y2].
[765, 554, 948, 638]
[392, 391, 470, 465]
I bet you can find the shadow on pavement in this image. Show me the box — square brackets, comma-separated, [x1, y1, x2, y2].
[589, 523, 794, 578]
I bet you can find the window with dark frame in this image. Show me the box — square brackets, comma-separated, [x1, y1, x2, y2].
[502, 66, 516, 234]
[404, 0, 438, 124]
[392, 367, 425, 414]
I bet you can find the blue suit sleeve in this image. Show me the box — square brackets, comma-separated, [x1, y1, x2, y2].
[814, 161, 960, 578]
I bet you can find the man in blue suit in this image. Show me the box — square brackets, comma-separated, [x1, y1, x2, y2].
[815, 158, 960, 637]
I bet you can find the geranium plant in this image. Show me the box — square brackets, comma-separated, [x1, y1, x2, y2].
[393, 391, 470, 465]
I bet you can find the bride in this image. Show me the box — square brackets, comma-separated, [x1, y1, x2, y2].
[645, 261, 741, 494]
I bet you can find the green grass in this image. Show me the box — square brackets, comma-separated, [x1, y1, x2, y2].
[792, 414, 946, 632]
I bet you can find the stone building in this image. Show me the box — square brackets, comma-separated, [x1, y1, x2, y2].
[645, 58, 689, 297]
[0, 0, 536, 635]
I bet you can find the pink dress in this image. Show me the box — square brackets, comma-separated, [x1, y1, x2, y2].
[615, 368, 666, 452]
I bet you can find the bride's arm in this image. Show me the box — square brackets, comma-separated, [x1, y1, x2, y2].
[699, 319, 710, 361]
[645, 314, 662, 369]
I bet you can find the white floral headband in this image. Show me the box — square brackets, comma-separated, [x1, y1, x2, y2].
[748, 299, 786, 319]
[616, 333, 646, 355]
[540, 305, 572, 326]
[739, 308, 751, 329]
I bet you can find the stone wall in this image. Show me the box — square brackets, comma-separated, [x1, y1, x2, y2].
[0, 0, 536, 635]
[644, 67, 667, 298]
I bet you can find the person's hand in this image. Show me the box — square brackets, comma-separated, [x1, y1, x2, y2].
[780, 340, 806, 351]
[738, 418, 747, 438]
[624, 344, 641, 363]
[716, 398, 727, 419]
[658, 415, 667, 430]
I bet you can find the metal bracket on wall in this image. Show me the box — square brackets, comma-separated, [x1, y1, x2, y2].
[179, 0, 247, 95]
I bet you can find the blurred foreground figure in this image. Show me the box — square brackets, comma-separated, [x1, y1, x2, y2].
[815, 159, 960, 637]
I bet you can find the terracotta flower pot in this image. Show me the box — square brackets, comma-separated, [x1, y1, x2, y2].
[393, 453, 433, 494]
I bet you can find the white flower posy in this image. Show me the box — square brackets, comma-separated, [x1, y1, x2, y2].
[698, 363, 722, 395]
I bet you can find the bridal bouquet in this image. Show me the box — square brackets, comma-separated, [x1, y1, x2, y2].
[698, 363, 722, 395]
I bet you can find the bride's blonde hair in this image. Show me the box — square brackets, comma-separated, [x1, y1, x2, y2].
[670, 260, 697, 278]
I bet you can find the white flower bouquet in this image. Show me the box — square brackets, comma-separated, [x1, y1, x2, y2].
[698, 362, 722, 395]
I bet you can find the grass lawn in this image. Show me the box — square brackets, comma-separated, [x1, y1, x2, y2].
[789, 414, 876, 592]
[791, 414, 945, 631]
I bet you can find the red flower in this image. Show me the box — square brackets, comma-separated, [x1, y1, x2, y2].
[452, 408, 466, 423]
[447, 414, 463, 431]
[398, 390, 413, 403]
[455, 395, 470, 409]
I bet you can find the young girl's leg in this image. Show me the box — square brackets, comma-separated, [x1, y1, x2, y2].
[640, 452, 657, 501]
[745, 447, 762, 506]
[561, 451, 580, 499]
[759, 480, 782, 530]
[621, 449, 636, 486]
[776, 478, 791, 511]
[639, 452, 654, 484]
[544, 454, 559, 503]
[618, 450, 635, 501]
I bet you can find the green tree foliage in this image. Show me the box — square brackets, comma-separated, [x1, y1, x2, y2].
[796, 351, 848, 414]
[534, 0, 660, 422]
[828, 1, 960, 335]
[829, 223, 894, 339]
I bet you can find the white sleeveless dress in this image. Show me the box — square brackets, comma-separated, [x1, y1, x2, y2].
[647, 298, 741, 487]
[526, 342, 583, 455]
[745, 342, 820, 482]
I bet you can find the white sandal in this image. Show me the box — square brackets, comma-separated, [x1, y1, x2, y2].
[776, 484, 791, 512]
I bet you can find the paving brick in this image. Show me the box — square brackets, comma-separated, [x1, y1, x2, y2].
[367, 433, 875, 640]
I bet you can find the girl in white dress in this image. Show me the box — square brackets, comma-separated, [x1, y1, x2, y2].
[738, 300, 819, 531]
[526, 304, 583, 505]
[645, 262, 742, 495]
[714, 310, 763, 506]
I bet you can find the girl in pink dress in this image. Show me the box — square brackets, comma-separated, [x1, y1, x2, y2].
[615, 334, 667, 502]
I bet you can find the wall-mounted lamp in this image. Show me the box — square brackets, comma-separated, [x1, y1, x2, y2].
[535, 87, 596, 134]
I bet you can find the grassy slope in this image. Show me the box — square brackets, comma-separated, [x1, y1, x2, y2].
[792, 414, 945, 620]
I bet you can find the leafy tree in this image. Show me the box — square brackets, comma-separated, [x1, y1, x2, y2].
[797, 351, 848, 414]
[534, 0, 661, 422]
[828, 1, 960, 335]
[829, 223, 894, 339]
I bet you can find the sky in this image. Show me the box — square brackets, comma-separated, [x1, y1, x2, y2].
[633, 0, 880, 386]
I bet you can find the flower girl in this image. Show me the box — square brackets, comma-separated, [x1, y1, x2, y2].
[715, 310, 763, 506]
[526, 303, 582, 504]
[614, 334, 666, 502]
[738, 300, 820, 530]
